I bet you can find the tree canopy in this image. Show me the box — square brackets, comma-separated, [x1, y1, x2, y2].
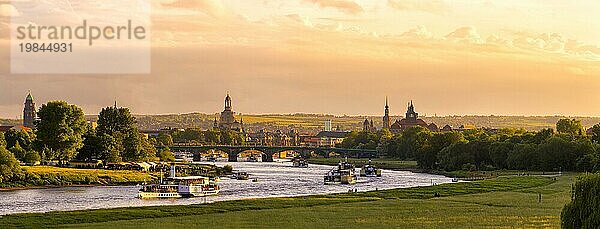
[35, 101, 87, 164]
[557, 118, 584, 136]
[562, 173, 600, 228]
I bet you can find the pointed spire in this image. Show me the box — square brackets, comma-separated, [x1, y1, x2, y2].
[385, 96, 389, 108]
[25, 90, 33, 101]
[114, 100, 117, 108]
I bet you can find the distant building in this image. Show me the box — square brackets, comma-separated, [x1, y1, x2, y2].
[314, 131, 349, 147]
[23, 91, 36, 128]
[441, 124, 453, 132]
[587, 127, 594, 136]
[382, 97, 390, 129]
[324, 120, 332, 131]
[458, 124, 476, 131]
[247, 129, 299, 146]
[427, 123, 439, 132]
[362, 119, 375, 132]
[390, 101, 438, 133]
[216, 93, 244, 132]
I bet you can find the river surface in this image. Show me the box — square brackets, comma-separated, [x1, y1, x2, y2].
[0, 161, 452, 215]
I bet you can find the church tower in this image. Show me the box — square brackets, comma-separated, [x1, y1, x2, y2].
[382, 97, 390, 129]
[23, 91, 36, 128]
[363, 119, 370, 132]
[224, 93, 232, 111]
[406, 100, 418, 123]
[218, 92, 237, 130]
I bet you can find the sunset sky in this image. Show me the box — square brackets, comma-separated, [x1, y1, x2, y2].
[1, 0, 600, 118]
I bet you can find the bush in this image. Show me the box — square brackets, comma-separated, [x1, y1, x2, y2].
[561, 173, 600, 228]
[23, 151, 41, 164]
[0, 146, 23, 183]
[157, 149, 175, 162]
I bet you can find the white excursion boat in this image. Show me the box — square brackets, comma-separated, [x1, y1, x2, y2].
[138, 166, 220, 199]
[324, 160, 357, 185]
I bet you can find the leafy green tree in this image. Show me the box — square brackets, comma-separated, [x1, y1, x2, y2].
[204, 129, 221, 145]
[506, 143, 538, 170]
[171, 128, 204, 143]
[157, 148, 175, 162]
[23, 151, 41, 164]
[9, 142, 27, 162]
[562, 173, 600, 228]
[96, 106, 136, 137]
[537, 137, 578, 171]
[0, 132, 5, 148]
[416, 132, 464, 169]
[36, 101, 87, 165]
[122, 130, 155, 162]
[78, 130, 117, 162]
[438, 142, 472, 171]
[341, 130, 381, 150]
[0, 145, 23, 183]
[4, 129, 35, 151]
[590, 124, 600, 143]
[156, 132, 174, 146]
[489, 142, 513, 169]
[557, 118, 584, 136]
[532, 128, 554, 144]
[395, 126, 431, 160]
[95, 105, 156, 162]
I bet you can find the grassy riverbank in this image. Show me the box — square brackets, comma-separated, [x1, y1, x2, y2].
[0, 166, 155, 189]
[0, 174, 573, 228]
[306, 158, 418, 171]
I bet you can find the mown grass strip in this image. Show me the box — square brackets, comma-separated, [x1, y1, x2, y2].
[0, 176, 554, 228]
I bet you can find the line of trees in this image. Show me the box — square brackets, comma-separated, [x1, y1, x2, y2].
[167, 128, 245, 145]
[342, 119, 600, 172]
[0, 100, 249, 177]
[0, 101, 180, 168]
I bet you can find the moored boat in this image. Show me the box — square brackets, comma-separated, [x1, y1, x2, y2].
[231, 171, 250, 180]
[359, 160, 382, 177]
[292, 157, 309, 168]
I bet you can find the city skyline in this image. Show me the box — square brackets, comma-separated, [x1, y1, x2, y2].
[2, 91, 600, 121]
[1, 1, 600, 117]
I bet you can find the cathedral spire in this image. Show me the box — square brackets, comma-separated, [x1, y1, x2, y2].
[385, 96, 388, 108]
[383, 96, 390, 129]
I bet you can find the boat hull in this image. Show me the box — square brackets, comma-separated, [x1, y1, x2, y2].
[138, 191, 182, 199]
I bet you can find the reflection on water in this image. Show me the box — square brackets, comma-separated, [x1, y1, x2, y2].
[0, 161, 451, 215]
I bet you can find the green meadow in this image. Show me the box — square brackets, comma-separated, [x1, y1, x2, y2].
[0, 166, 154, 189]
[0, 174, 572, 228]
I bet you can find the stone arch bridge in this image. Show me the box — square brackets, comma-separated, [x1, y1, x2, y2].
[163, 145, 379, 162]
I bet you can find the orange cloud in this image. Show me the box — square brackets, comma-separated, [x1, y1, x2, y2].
[303, 0, 363, 14]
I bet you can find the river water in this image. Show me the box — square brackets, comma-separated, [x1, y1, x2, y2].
[0, 161, 451, 215]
